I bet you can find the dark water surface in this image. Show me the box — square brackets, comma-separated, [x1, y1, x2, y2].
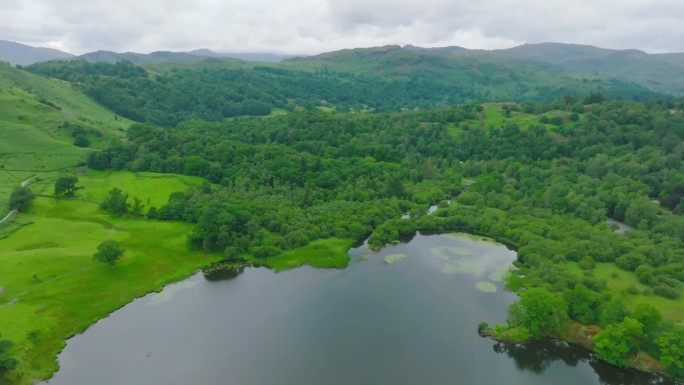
[44, 233, 674, 385]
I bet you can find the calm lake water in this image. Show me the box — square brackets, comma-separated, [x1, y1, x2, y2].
[44, 233, 674, 385]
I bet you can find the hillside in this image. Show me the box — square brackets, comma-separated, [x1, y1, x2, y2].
[296, 43, 684, 97]
[24, 48, 663, 127]
[495, 43, 684, 96]
[27, 41, 684, 98]
[77, 50, 221, 65]
[0, 40, 74, 66]
[281, 45, 664, 99]
[0, 62, 130, 215]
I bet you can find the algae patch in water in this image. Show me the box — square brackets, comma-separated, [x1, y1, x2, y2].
[448, 246, 477, 256]
[440, 259, 486, 276]
[488, 265, 510, 282]
[384, 253, 408, 264]
[430, 247, 451, 261]
[431, 245, 477, 260]
[475, 282, 497, 293]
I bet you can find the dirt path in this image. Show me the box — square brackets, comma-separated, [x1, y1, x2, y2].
[20, 176, 36, 187]
[0, 209, 18, 227]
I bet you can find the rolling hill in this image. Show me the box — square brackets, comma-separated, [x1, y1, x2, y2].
[497, 42, 684, 96]
[77, 48, 294, 64]
[0, 40, 74, 66]
[286, 43, 684, 97]
[0, 61, 130, 215]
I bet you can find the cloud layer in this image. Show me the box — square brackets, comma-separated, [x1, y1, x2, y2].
[1, 0, 682, 54]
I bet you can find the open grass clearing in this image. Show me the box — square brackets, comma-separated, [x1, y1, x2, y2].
[74, 170, 205, 208]
[455, 103, 576, 134]
[563, 262, 684, 322]
[0, 197, 220, 384]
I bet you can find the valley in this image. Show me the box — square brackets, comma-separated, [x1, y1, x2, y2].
[0, 43, 683, 384]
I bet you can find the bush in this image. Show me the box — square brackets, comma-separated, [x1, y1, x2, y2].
[8, 186, 35, 212]
[73, 134, 90, 147]
[654, 285, 679, 299]
[578, 256, 596, 270]
[252, 245, 281, 258]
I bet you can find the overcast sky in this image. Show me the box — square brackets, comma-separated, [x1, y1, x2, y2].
[1, 0, 683, 55]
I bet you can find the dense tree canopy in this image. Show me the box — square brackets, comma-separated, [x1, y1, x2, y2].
[507, 287, 569, 338]
[25, 60, 663, 127]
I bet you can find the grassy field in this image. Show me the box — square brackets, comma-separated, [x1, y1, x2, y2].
[563, 261, 684, 322]
[0, 187, 221, 384]
[451, 103, 575, 136]
[0, 62, 131, 215]
[73, 170, 205, 208]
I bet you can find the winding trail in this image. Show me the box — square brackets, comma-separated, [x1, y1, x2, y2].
[0, 209, 17, 227]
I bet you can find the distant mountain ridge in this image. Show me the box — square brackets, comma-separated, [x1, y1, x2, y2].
[0, 40, 74, 65]
[188, 49, 296, 62]
[0, 41, 296, 66]
[5, 39, 684, 96]
[77, 48, 295, 64]
[285, 42, 684, 97]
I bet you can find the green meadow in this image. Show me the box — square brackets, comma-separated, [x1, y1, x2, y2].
[73, 170, 205, 208]
[450, 103, 575, 136]
[563, 261, 684, 322]
[0, 194, 220, 384]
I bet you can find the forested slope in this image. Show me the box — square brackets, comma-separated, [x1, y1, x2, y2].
[25, 53, 663, 127]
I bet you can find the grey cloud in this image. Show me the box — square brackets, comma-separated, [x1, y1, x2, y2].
[0, 0, 682, 55]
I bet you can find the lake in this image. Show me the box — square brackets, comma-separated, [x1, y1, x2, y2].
[43, 233, 674, 385]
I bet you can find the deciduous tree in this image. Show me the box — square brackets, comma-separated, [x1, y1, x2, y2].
[54, 176, 79, 197]
[93, 240, 124, 266]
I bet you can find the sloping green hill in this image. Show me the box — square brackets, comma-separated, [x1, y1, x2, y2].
[0, 62, 130, 215]
[498, 42, 684, 96]
[281, 45, 664, 101]
[25, 47, 664, 128]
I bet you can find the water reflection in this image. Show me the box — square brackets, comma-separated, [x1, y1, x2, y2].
[492, 339, 676, 385]
[203, 268, 244, 281]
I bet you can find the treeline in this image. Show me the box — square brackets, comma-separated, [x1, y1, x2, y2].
[25, 60, 664, 127]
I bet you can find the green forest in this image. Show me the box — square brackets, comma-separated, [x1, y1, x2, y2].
[3, 55, 684, 383]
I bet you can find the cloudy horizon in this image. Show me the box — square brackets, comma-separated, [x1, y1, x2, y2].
[1, 0, 683, 55]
